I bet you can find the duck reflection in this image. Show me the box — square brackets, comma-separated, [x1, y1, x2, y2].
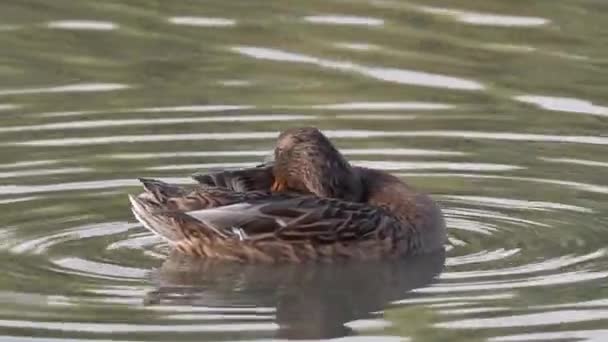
[146, 251, 445, 339]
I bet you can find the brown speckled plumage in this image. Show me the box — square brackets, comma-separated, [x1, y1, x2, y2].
[129, 127, 446, 262]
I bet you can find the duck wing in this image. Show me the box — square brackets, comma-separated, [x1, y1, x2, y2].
[130, 179, 407, 261]
[133, 185, 400, 244]
[198, 197, 398, 243]
[191, 163, 274, 192]
[136, 177, 271, 210]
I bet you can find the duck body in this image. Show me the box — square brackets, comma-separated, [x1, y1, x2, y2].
[130, 128, 446, 262]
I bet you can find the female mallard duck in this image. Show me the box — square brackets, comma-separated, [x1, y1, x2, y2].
[129, 127, 446, 262]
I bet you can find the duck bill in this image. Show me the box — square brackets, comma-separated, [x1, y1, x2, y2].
[271, 179, 286, 192]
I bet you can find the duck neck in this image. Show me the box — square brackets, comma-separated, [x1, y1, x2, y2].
[304, 159, 362, 202]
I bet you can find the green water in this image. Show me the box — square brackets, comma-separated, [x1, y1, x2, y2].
[1, 0, 608, 341]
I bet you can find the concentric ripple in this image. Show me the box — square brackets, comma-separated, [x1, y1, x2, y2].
[1, 0, 607, 341]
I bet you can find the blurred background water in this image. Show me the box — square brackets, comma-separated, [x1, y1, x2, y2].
[1, 0, 608, 341]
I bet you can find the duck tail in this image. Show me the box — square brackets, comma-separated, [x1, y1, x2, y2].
[138, 178, 186, 204]
[128, 194, 185, 242]
[129, 190, 231, 244]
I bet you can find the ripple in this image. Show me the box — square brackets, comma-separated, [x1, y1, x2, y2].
[111, 150, 270, 159]
[230, 337, 408, 342]
[147, 160, 515, 172]
[1, 1, 607, 341]
[130, 105, 254, 113]
[218, 80, 252, 87]
[442, 250, 606, 279]
[540, 157, 608, 168]
[335, 114, 417, 120]
[442, 195, 593, 213]
[516, 95, 608, 117]
[109, 147, 465, 159]
[38, 105, 253, 118]
[0, 337, 128, 342]
[361, 66, 483, 90]
[0, 1, 608, 342]
[0, 160, 58, 169]
[534, 298, 608, 310]
[416, 271, 608, 293]
[146, 304, 276, 314]
[445, 207, 549, 228]
[418, 6, 550, 27]
[148, 160, 521, 171]
[304, 15, 384, 26]
[46, 20, 118, 31]
[9, 222, 136, 254]
[310, 101, 453, 110]
[386, 131, 608, 145]
[445, 217, 498, 235]
[345, 318, 392, 330]
[168, 17, 236, 27]
[107, 234, 163, 252]
[459, 14, 548, 27]
[0, 104, 19, 111]
[0, 196, 39, 205]
[52, 257, 148, 281]
[438, 307, 511, 315]
[233, 46, 484, 90]
[233, 47, 315, 63]
[148, 162, 257, 171]
[334, 42, 379, 51]
[443, 175, 608, 197]
[0, 167, 91, 179]
[0, 83, 130, 96]
[20, 129, 608, 146]
[0, 319, 279, 333]
[0, 178, 190, 195]
[164, 313, 272, 320]
[437, 309, 608, 329]
[392, 292, 515, 305]
[35, 110, 105, 118]
[483, 43, 536, 53]
[345, 148, 467, 156]
[0, 115, 314, 132]
[11, 132, 276, 146]
[446, 249, 521, 266]
[355, 161, 520, 171]
[0, 179, 134, 195]
[490, 330, 608, 342]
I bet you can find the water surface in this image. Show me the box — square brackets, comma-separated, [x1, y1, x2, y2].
[1, 0, 608, 341]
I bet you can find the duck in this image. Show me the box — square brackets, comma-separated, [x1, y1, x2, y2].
[129, 127, 446, 262]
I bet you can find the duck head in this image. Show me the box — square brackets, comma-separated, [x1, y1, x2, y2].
[271, 127, 363, 202]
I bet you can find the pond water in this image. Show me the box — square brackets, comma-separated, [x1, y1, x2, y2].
[1, 0, 608, 341]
